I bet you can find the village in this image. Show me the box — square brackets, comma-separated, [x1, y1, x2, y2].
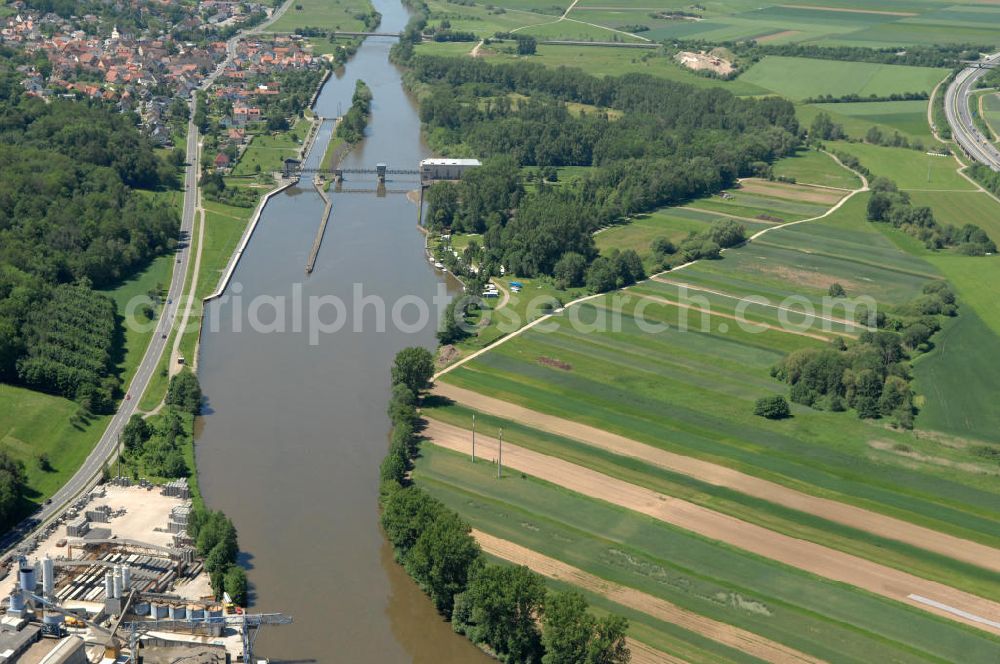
[0, 1, 325, 147]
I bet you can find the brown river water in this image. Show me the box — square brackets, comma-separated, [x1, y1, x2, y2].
[195, 3, 489, 660]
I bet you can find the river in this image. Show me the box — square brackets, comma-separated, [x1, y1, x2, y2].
[195, 1, 488, 660]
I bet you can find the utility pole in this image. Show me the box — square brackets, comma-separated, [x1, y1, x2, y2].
[497, 428, 503, 479]
[471, 413, 476, 463]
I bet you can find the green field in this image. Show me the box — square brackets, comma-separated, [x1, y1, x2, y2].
[438, 275, 1000, 547]
[771, 148, 862, 189]
[267, 0, 376, 32]
[830, 141, 975, 190]
[740, 56, 947, 101]
[595, 210, 722, 268]
[809, 100, 934, 143]
[425, 400, 1000, 599]
[414, 445, 1000, 663]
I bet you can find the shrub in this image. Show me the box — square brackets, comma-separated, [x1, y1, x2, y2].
[754, 395, 790, 419]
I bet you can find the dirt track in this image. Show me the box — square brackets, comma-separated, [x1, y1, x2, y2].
[475, 530, 825, 664]
[626, 638, 688, 664]
[425, 419, 1000, 634]
[433, 383, 1000, 575]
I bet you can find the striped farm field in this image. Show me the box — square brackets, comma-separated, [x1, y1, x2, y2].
[677, 194, 941, 310]
[415, 158, 1000, 660]
[412, 444, 1000, 663]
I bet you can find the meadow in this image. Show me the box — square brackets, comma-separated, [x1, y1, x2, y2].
[807, 99, 935, 144]
[829, 141, 975, 190]
[770, 148, 862, 189]
[739, 56, 947, 101]
[267, 0, 376, 32]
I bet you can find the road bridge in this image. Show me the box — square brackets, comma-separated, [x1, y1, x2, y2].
[268, 30, 402, 38]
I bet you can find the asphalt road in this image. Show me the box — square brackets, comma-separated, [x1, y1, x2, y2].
[0, 0, 297, 558]
[944, 55, 1000, 171]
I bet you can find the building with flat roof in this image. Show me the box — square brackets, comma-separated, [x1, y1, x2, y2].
[420, 158, 481, 181]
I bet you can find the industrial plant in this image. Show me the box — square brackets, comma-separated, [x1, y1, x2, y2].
[0, 483, 289, 664]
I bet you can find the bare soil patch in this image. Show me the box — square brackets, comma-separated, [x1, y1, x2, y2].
[429, 384, 1000, 575]
[424, 420, 1000, 634]
[537, 356, 572, 371]
[756, 264, 861, 292]
[675, 51, 734, 76]
[738, 178, 846, 205]
[473, 529, 825, 664]
[437, 344, 459, 366]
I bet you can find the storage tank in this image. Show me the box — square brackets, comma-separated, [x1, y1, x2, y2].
[8, 592, 25, 614]
[121, 565, 131, 591]
[133, 602, 150, 616]
[42, 612, 64, 628]
[152, 603, 168, 619]
[104, 572, 114, 599]
[18, 557, 35, 592]
[41, 556, 54, 596]
[207, 607, 223, 624]
[173, 605, 187, 620]
[112, 566, 123, 599]
[188, 606, 204, 621]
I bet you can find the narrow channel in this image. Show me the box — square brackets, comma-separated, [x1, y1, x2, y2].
[195, 0, 487, 659]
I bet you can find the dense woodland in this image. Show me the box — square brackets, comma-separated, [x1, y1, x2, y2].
[0, 65, 180, 415]
[412, 55, 798, 287]
[381, 348, 630, 664]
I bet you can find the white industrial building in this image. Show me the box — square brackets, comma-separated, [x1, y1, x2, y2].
[420, 158, 481, 181]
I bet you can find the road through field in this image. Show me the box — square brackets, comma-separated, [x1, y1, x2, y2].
[474, 530, 825, 664]
[424, 419, 1000, 634]
[432, 384, 1000, 574]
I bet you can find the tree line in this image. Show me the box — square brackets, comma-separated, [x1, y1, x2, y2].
[189, 507, 248, 607]
[381, 348, 631, 663]
[865, 176, 996, 254]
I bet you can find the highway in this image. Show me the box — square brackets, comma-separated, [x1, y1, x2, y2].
[944, 54, 1000, 171]
[0, 0, 296, 558]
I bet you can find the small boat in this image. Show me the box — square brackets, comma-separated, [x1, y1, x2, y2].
[434, 262, 445, 269]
